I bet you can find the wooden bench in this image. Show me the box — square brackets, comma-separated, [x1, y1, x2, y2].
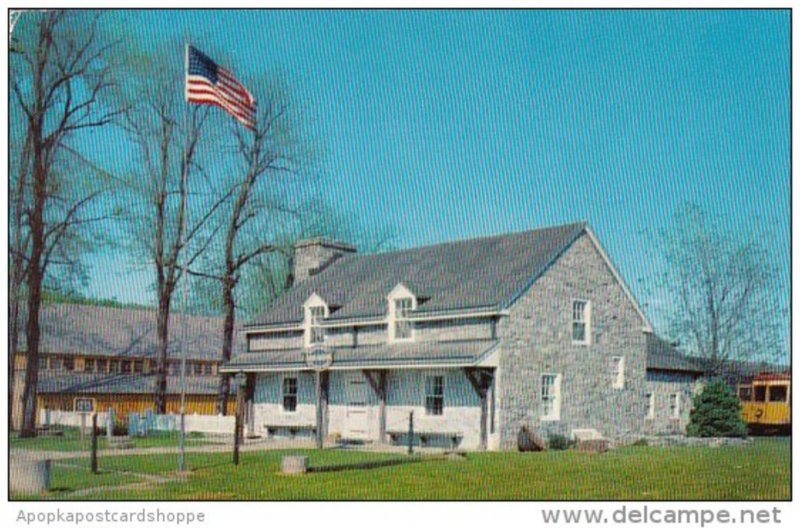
[263, 424, 316, 439]
[387, 430, 463, 449]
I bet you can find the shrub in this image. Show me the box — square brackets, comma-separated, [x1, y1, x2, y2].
[548, 433, 572, 450]
[630, 438, 649, 447]
[687, 378, 748, 438]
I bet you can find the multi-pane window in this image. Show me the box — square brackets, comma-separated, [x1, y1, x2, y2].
[425, 375, 445, 416]
[611, 356, 625, 389]
[121, 361, 132, 374]
[754, 385, 767, 402]
[96, 359, 107, 373]
[51, 357, 62, 371]
[540, 374, 561, 420]
[109, 360, 119, 373]
[572, 300, 590, 344]
[393, 298, 414, 340]
[133, 360, 144, 374]
[308, 306, 326, 345]
[646, 393, 655, 419]
[84, 359, 95, 373]
[738, 386, 753, 401]
[670, 393, 681, 419]
[194, 362, 203, 376]
[63, 358, 75, 371]
[282, 377, 298, 412]
[204, 363, 214, 376]
[769, 385, 788, 402]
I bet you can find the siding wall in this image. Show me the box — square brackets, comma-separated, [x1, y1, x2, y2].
[37, 393, 236, 421]
[252, 369, 485, 449]
[246, 318, 495, 351]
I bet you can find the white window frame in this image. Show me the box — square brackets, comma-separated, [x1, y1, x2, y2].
[424, 374, 445, 416]
[611, 356, 625, 389]
[282, 376, 298, 413]
[572, 300, 591, 345]
[670, 392, 681, 419]
[646, 393, 655, 420]
[387, 284, 417, 343]
[303, 294, 329, 347]
[540, 373, 562, 421]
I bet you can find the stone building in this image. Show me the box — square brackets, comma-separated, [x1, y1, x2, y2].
[223, 222, 703, 450]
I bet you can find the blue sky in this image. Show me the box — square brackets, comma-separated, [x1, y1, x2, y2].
[54, 9, 788, 333]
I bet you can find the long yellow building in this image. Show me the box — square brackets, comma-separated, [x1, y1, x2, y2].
[11, 303, 236, 429]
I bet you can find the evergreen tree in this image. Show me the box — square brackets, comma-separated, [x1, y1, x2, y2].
[687, 378, 748, 438]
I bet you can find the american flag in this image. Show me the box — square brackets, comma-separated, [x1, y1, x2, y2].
[185, 45, 256, 129]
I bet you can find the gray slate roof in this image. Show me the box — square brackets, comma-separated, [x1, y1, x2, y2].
[222, 340, 499, 372]
[18, 303, 224, 361]
[36, 372, 233, 395]
[248, 222, 587, 327]
[646, 334, 705, 373]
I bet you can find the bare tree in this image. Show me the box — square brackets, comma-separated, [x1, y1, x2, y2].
[659, 205, 786, 375]
[10, 10, 123, 436]
[184, 95, 299, 414]
[124, 58, 232, 413]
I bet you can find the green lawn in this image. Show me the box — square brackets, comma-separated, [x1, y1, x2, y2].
[16, 438, 790, 500]
[9, 428, 219, 452]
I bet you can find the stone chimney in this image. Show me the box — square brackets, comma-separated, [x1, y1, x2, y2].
[292, 238, 357, 283]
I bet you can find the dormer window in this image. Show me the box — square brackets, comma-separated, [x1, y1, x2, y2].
[393, 298, 413, 340]
[304, 294, 329, 347]
[387, 283, 417, 342]
[308, 306, 325, 345]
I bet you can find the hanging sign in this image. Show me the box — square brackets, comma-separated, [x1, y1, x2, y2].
[305, 347, 333, 371]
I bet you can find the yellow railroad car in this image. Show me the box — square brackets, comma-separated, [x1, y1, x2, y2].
[738, 372, 791, 435]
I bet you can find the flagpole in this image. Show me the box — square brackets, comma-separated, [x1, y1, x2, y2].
[178, 41, 190, 474]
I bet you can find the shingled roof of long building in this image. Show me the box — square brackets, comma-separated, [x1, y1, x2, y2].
[17, 303, 223, 361]
[248, 221, 589, 327]
[645, 333, 705, 373]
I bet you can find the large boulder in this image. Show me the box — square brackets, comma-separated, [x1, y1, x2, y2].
[517, 426, 547, 452]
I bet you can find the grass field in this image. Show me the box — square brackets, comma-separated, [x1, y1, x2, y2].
[15, 437, 789, 500]
[9, 427, 219, 452]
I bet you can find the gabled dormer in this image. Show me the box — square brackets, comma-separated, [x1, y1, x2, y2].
[387, 283, 417, 343]
[303, 293, 328, 347]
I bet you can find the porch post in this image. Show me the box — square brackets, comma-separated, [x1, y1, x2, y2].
[315, 371, 324, 449]
[464, 368, 494, 451]
[379, 371, 387, 444]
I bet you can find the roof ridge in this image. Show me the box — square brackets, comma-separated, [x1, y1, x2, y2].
[336, 220, 588, 262]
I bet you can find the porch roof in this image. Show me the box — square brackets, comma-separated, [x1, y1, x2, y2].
[220, 339, 500, 372]
[35, 372, 234, 395]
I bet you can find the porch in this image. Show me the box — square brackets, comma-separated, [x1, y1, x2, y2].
[222, 340, 500, 450]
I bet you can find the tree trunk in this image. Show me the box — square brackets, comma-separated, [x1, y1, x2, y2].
[154, 293, 171, 414]
[216, 277, 236, 415]
[20, 141, 46, 437]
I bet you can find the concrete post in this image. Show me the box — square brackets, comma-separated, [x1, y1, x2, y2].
[10, 459, 50, 494]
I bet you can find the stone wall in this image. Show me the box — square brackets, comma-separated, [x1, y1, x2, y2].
[497, 233, 650, 447]
[643, 370, 703, 435]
